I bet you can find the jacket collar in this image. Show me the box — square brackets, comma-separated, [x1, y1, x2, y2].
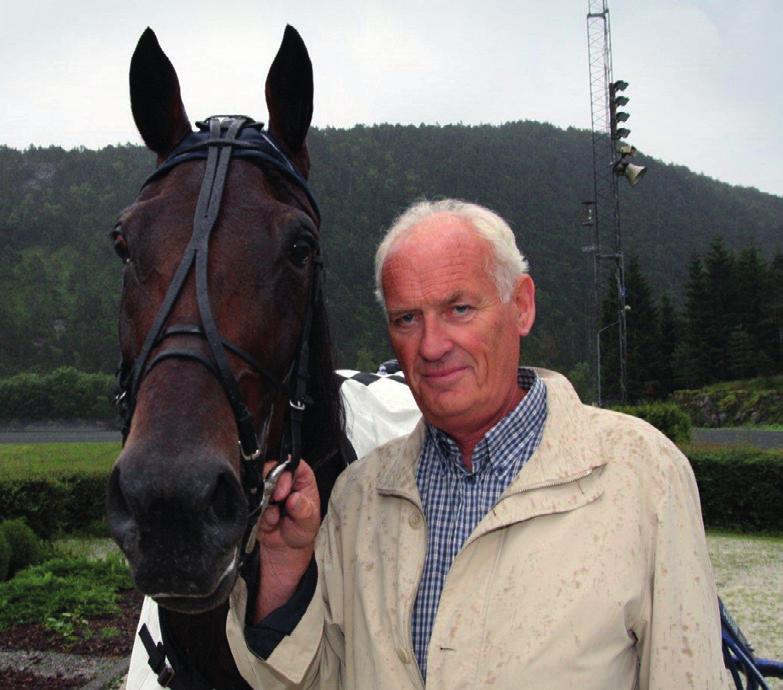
[376, 368, 606, 504]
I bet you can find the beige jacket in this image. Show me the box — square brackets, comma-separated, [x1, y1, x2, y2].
[227, 369, 729, 689]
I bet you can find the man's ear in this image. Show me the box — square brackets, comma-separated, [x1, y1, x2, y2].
[513, 274, 536, 337]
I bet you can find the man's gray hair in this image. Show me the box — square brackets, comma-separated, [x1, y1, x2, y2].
[374, 199, 529, 308]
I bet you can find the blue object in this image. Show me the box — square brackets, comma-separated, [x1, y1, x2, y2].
[721, 597, 783, 689]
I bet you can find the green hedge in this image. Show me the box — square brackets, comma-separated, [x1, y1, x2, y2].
[1, 448, 781, 537]
[685, 446, 783, 533]
[0, 473, 109, 539]
[612, 402, 692, 444]
[0, 366, 116, 422]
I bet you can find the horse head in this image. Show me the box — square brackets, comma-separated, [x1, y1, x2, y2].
[106, 26, 340, 615]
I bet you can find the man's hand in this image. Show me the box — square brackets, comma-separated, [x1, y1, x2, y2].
[253, 459, 321, 622]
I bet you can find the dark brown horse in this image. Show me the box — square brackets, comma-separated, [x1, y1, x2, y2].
[106, 26, 348, 689]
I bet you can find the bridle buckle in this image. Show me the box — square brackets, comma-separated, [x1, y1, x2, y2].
[239, 442, 263, 463]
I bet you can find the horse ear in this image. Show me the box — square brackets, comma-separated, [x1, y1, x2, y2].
[266, 26, 313, 165]
[130, 28, 191, 160]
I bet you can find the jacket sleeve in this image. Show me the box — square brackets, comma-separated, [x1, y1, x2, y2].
[244, 557, 319, 659]
[634, 435, 731, 689]
[225, 485, 347, 689]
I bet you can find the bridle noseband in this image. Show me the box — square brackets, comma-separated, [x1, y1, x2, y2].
[116, 116, 321, 560]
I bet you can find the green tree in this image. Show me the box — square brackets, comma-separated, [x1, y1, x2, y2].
[702, 237, 737, 381]
[676, 256, 711, 388]
[623, 256, 660, 401]
[657, 291, 681, 397]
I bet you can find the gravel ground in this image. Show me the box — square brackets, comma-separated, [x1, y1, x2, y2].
[0, 649, 121, 686]
[708, 532, 783, 689]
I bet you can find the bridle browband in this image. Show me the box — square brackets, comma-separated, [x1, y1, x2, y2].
[115, 116, 321, 563]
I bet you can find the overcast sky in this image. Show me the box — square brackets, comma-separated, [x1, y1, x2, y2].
[1, 0, 780, 197]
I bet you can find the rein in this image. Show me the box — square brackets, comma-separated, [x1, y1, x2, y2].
[115, 116, 321, 564]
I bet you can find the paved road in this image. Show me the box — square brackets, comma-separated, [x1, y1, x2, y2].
[691, 427, 783, 449]
[0, 427, 121, 444]
[1, 426, 781, 449]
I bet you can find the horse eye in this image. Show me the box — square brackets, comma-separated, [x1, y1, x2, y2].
[290, 238, 313, 268]
[110, 227, 130, 264]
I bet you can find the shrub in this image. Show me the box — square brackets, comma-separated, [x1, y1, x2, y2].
[0, 518, 49, 577]
[64, 474, 112, 532]
[0, 366, 116, 422]
[684, 446, 783, 533]
[0, 555, 132, 633]
[0, 530, 10, 581]
[613, 401, 692, 443]
[672, 386, 783, 427]
[0, 474, 109, 539]
[0, 478, 72, 539]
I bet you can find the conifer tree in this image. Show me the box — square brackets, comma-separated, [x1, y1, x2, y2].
[677, 256, 711, 388]
[702, 237, 737, 381]
[657, 291, 681, 397]
[624, 256, 660, 400]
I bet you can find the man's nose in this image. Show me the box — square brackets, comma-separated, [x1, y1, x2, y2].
[419, 314, 452, 361]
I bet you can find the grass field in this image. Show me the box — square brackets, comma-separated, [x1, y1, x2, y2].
[709, 532, 783, 688]
[0, 441, 120, 479]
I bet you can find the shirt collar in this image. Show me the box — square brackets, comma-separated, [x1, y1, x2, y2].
[426, 368, 546, 478]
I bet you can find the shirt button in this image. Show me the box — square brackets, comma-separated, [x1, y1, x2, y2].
[408, 511, 423, 529]
[396, 647, 411, 664]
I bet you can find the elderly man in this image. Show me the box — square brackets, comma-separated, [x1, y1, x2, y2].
[227, 199, 728, 689]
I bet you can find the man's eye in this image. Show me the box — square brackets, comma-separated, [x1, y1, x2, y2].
[453, 304, 471, 315]
[394, 313, 416, 327]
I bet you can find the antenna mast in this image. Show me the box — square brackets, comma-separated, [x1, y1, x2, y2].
[585, 0, 645, 405]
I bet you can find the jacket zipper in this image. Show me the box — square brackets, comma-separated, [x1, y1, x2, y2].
[513, 466, 597, 494]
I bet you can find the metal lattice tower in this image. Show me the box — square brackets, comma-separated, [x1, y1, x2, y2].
[586, 0, 628, 405]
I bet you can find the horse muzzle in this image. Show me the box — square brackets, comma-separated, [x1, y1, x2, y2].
[107, 444, 248, 611]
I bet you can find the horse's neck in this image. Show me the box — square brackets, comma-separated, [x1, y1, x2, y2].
[161, 604, 251, 690]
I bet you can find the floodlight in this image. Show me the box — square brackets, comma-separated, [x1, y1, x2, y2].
[614, 161, 647, 186]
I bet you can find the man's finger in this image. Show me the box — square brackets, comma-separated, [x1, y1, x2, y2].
[291, 461, 316, 492]
[272, 470, 293, 502]
[259, 504, 280, 531]
[286, 490, 315, 522]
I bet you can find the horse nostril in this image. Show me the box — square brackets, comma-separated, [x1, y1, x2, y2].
[106, 467, 135, 546]
[209, 472, 243, 525]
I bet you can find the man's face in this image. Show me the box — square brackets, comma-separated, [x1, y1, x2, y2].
[382, 214, 535, 439]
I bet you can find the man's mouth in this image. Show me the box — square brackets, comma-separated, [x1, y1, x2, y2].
[422, 366, 467, 384]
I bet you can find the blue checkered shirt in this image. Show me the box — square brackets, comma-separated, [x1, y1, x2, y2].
[411, 368, 547, 679]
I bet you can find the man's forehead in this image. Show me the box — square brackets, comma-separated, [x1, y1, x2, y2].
[383, 223, 497, 309]
[389, 215, 489, 262]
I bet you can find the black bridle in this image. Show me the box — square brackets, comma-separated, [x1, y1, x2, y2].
[115, 115, 321, 562]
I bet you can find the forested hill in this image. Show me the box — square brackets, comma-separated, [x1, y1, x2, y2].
[1, 120, 781, 376]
